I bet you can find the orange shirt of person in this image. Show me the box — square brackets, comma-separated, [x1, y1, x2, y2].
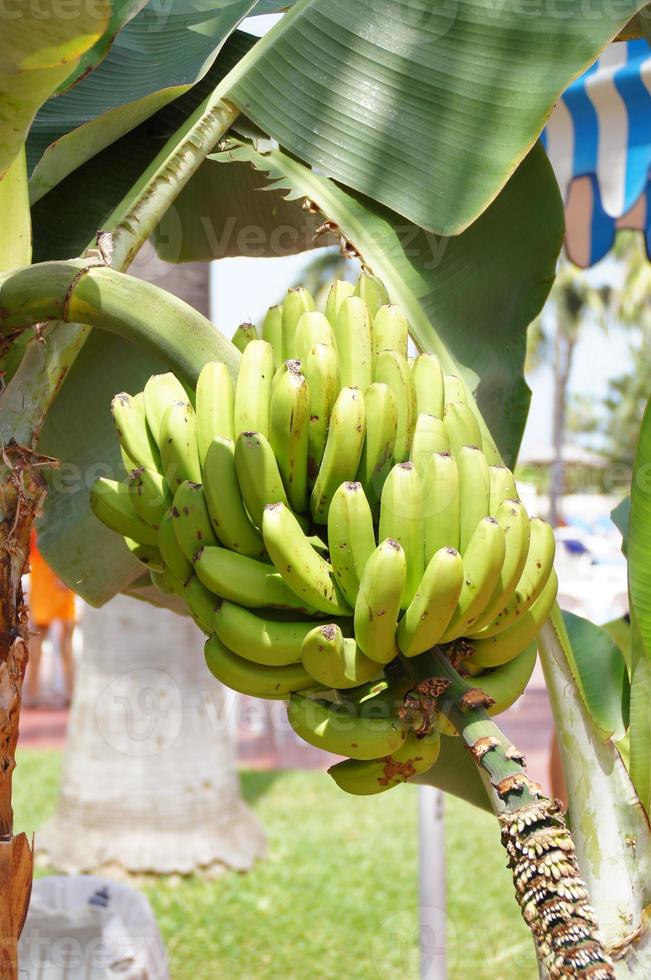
[29, 529, 76, 628]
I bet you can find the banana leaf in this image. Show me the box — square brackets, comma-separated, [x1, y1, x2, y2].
[628, 396, 651, 662]
[562, 611, 629, 742]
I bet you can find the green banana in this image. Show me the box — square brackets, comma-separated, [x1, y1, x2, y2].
[378, 462, 424, 609]
[303, 342, 341, 483]
[213, 601, 326, 666]
[443, 401, 483, 458]
[325, 279, 355, 327]
[195, 546, 316, 613]
[171, 481, 218, 563]
[231, 322, 258, 353]
[440, 517, 506, 642]
[328, 730, 440, 795]
[457, 445, 491, 552]
[422, 452, 460, 561]
[269, 360, 310, 514]
[412, 353, 445, 419]
[294, 311, 336, 364]
[372, 305, 409, 364]
[443, 374, 467, 407]
[262, 502, 352, 616]
[354, 270, 389, 317]
[195, 361, 234, 464]
[111, 392, 160, 472]
[183, 574, 220, 634]
[158, 507, 192, 582]
[469, 498, 531, 634]
[354, 538, 406, 664]
[125, 538, 164, 573]
[333, 296, 373, 392]
[128, 467, 171, 529]
[488, 465, 519, 516]
[310, 386, 366, 525]
[159, 399, 202, 490]
[262, 304, 284, 369]
[287, 692, 406, 760]
[356, 381, 398, 516]
[468, 517, 556, 639]
[143, 373, 189, 447]
[205, 635, 314, 699]
[233, 339, 275, 440]
[234, 430, 290, 529]
[397, 547, 465, 656]
[374, 350, 416, 463]
[150, 567, 184, 597]
[469, 573, 558, 668]
[301, 624, 382, 690]
[90, 478, 158, 546]
[281, 287, 315, 360]
[410, 414, 450, 476]
[203, 437, 265, 557]
[470, 642, 538, 708]
[327, 481, 377, 607]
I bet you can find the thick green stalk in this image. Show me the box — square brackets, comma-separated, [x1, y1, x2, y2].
[0, 148, 31, 272]
[406, 647, 616, 979]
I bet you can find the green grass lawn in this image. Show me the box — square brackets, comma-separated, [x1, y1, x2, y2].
[14, 750, 536, 979]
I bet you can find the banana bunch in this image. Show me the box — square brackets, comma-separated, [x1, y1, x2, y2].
[91, 271, 557, 797]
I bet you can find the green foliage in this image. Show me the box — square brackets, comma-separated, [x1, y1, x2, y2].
[562, 612, 629, 741]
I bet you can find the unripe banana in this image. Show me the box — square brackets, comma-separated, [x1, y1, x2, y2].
[213, 601, 326, 667]
[150, 567, 184, 596]
[171, 481, 218, 563]
[125, 538, 164, 573]
[354, 269, 389, 317]
[469, 498, 531, 634]
[440, 517, 506, 642]
[196, 546, 316, 613]
[183, 574, 220, 634]
[443, 374, 467, 407]
[354, 538, 406, 664]
[262, 502, 352, 616]
[468, 518, 556, 639]
[111, 392, 160, 472]
[443, 402, 483, 458]
[397, 547, 465, 656]
[269, 360, 310, 514]
[262, 304, 284, 369]
[333, 296, 373, 392]
[234, 430, 290, 529]
[231, 321, 258, 353]
[374, 350, 416, 463]
[287, 692, 406, 760]
[120, 446, 137, 475]
[205, 635, 314, 699]
[294, 311, 336, 364]
[457, 445, 490, 552]
[471, 642, 538, 710]
[203, 437, 265, 557]
[90, 478, 158, 546]
[356, 382, 398, 516]
[158, 506, 192, 582]
[303, 342, 341, 482]
[412, 353, 445, 419]
[325, 279, 355, 327]
[301, 624, 382, 690]
[422, 452, 460, 561]
[159, 399, 202, 490]
[372, 305, 409, 364]
[328, 730, 440, 795]
[410, 414, 450, 476]
[281, 287, 315, 360]
[196, 361, 234, 464]
[327, 481, 376, 607]
[143, 373, 189, 447]
[489, 465, 519, 516]
[310, 386, 366, 525]
[233, 339, 275, 440]
[128, 467, 171, 529]
[379, 462, 424, 609]
[469, 573, 558, 667]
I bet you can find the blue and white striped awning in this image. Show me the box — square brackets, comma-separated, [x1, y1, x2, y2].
[543, 39, 651, 267]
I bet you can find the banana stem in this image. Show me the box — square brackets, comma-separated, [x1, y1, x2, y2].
[405, 648, 616, 979]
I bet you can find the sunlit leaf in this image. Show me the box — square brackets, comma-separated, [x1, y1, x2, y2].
[562, 612, 629, 742]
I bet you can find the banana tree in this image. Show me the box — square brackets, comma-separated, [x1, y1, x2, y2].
[1, 1, 651, 977]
